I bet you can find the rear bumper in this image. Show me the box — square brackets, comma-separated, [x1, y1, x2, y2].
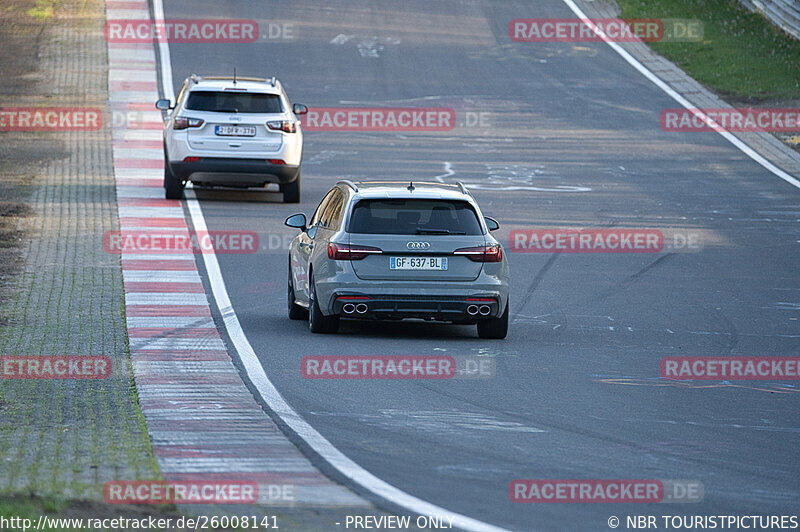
[307, 248, 509, 319]
[169, 158, 299, 184]
[331, 294, 502, 321]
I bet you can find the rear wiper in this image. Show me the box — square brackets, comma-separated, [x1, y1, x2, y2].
[416, 228, 466, 235]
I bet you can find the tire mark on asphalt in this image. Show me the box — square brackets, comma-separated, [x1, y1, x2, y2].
[512, 253, 559, 318]
[512, 218, 632, 319]
[581, 253, 676, 305]
[520, 253, 677, 324]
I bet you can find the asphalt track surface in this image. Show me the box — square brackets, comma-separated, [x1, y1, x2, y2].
[161, 1, 800, 530]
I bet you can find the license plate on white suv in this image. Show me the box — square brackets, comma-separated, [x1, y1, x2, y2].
[215, 125, 256, 137]
[390, 256, 448, 270]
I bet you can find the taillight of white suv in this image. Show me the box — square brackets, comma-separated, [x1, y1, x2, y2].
[173, 117, 204, 130]
[267, 120, 297, 133]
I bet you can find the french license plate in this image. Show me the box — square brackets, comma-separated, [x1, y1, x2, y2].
[215, 125, 256, 137]
[390, 256, 448, 270]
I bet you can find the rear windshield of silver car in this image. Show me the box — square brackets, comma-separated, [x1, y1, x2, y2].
[348, 199, 483, 235]
[185, 91, 283, 113]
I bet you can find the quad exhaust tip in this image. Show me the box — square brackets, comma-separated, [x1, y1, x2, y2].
[467, 305, 479, 316]
[479, 305, 491, 316]
[355, 303, 368, 314]
[343, 303, 356, 314]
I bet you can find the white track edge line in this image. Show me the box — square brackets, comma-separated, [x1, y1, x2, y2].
[147, 0, 511, 528]
[560, 0, 800, 191]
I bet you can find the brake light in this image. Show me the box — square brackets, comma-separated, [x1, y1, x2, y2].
[267, 159, 285, 165]
[183, 156, 200, 162]
[454, 244, 502, 262]
[465, 297, 496, 302]
[328, 243, 382, 260]
[267, 120, 297, 133]
[173, 117, 204, 130]
[336, 296, 371, 300]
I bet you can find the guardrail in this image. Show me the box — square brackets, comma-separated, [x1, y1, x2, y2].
[739, 0, 800, 40]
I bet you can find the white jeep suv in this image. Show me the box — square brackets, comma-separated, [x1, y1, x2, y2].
[156, 74, 307, 202]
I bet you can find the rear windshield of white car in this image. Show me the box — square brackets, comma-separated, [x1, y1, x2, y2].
[348, 199, 483, 235]
[185, 91, 283, 113]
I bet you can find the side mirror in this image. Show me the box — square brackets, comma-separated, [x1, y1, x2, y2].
[292, 103, 308, 116]
[155, 99, 173, 110]
[284, 213, 307, 231]
[484, 216, 500, 232]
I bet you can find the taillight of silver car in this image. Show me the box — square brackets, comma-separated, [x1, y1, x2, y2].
[267, 120, 297, 133]
[328, 243, 383, 260]
[453, 244, 503, 262]
[173, 117, 204, 130]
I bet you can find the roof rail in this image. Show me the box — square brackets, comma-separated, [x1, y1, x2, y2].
[202, 75, 267, 82]
[190, 73, 201, 83]
[269, 76, 276, 87]
[337, 180, 358, 192]
[456, 181, 470, 194]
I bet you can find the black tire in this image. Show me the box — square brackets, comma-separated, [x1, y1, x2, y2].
[287, 264, 308, 320]
[477, 301, 509, 339]
[164, 161, 184, 200]
[308, 273, 338, 334]
[281, 171, 301, 203]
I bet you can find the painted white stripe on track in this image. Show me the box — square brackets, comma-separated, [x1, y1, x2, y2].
[125, 292, 209, 305]
[122, 271, 203, 282]
[128, 337, 226, 350]
[118, 207, 185, 218]
[113, 131, 163, 141]
[120, 253, 196, 261]
[109, 70, 159, 81]
[127, 316, 215, 328]
[113, 148, 164, 159]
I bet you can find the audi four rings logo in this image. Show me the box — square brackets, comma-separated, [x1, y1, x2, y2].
[406, 241, 431, 250]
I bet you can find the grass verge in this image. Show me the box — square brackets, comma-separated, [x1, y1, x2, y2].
[617, 0, 800, 101]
